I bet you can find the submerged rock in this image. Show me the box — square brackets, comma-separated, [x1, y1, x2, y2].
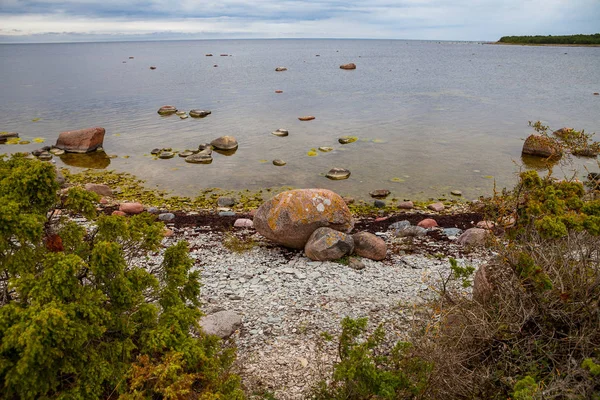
[158, 152, 175, 159]
[318, 147, 334, 152]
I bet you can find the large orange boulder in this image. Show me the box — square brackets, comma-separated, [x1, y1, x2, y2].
[55, 127, 105, 153]
[254, 189, 354, 249]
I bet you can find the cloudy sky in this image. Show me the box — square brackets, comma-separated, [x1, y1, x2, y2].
[0, 0, 599, 43]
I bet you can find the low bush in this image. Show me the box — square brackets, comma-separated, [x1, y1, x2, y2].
[0, 155, 244, 399]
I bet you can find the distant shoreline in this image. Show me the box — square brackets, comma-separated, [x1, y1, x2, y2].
[489, 42, 600, 48]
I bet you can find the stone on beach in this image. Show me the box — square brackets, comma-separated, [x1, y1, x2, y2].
[211, 136, 238, 151]
[397, 201, 414, 209]
[457, 228, 490, 246]
[119, 202, 144, 214]
[417, 218, 438, 229]
[352, 231, 387, 261]
[199, 310, 242, 339]
[254, 188, 354, 249]
[55, 127, 105, 153]
[84, 183, 113, 197]
[234, 218, 254, 228]
[428, 202, 445, 212]
[304, 227, 354, 261]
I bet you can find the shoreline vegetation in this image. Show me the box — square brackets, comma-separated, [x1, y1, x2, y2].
[495, 33, 600, 46]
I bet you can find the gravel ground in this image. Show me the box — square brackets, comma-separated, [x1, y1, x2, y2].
[149, 223, 492, 399]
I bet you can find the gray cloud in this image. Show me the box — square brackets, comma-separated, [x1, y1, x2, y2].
[0, 0, 598, 42]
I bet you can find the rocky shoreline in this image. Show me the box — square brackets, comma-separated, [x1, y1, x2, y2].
[74, 181, 496, 399]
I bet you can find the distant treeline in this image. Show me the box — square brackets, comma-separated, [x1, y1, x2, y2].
[498, 33, 600, 45]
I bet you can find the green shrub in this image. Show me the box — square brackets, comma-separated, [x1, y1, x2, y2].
[311, 317, 432, 399]
[0, 155, 243, 399]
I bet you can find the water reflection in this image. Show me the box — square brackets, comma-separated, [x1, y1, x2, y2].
[59, 151, 111, 169]
[213, 148, 238, 156]
[520, 154, 559, 171]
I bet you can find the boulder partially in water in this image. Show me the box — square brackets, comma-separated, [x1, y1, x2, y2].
[326, 168, 351, 180]
[157, 105, 177, 115]
[189, 109, 211, 118]
[522, 134, 562, 158]
[298, 116, 315, 121]
[185, 153, 213, 164]
[340, 63, 357, 70]
[55, 127, 105, 153]
[211, 136, 238, 151]
[254, 188, 354, 249]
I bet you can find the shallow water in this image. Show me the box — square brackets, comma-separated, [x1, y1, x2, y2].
[1, 39, 599, 200]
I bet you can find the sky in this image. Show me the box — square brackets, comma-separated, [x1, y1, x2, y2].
[0, 0, 599, 43]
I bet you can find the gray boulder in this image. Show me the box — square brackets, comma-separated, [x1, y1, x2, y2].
[304, 227, 354, 261]
[199, 310, 242, 339]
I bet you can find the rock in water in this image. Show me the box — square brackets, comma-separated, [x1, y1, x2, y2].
[210, 136, 238, 151]
[55, 127, 105, 153]
[340, 63, 357, 70]
[272, 129, 289, 137]
[369, 189, 390, 198]
[0, 132, 18, 142]
[199, 311, 242, 339]
[189, 109, 211, 118]
[275, 67, 288, 71]
[298, 116, 315, 121]
[522, 134, 562, 158]
[352, 232, 387, 261]
[304, 227, 354, 261]
[185, 153, 213, 164]
[254, 188, 354, 249]
[326, 168, 351, 180]
[157, 105, 177, 115]
[273, 159, 286, 166]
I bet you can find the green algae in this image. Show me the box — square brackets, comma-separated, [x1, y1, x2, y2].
[33, 138, 45, 143]
[390, 177, 405, 183]
[307, 148, 318, 156]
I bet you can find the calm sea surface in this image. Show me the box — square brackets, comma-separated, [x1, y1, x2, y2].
[1, 39, 599, 200]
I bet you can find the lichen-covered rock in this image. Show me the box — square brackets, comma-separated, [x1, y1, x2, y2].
[55, 127, 105, 153]
[522, 134, 562, 158]
[304, 227, 354, 261]
[254, 189, 354, 249]
[352, 232, 387, 261]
